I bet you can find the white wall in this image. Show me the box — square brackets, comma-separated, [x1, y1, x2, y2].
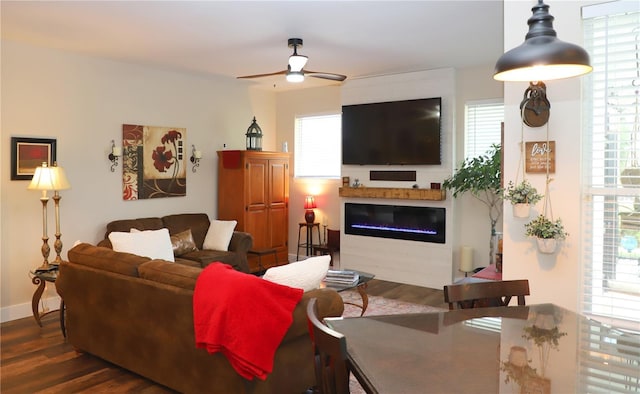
[453, 65, 504, 274]
[0, 41, 275, 321]
[339, 69, 455, 289]
[502, 1, 589, 312]
[275, 86, 343, 261]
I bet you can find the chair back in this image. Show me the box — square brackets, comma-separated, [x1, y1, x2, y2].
[443, 279, 530, 310]
[306, 298, 350, 394]
[327, 229, 340, 250]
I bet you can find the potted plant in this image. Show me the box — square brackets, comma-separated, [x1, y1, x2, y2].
[504, 180, 543, 218]
[524, 214, 568, 254]
[443, 144, 502, 263]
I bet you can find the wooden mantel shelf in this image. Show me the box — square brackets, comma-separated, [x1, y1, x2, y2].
[338, 187, 446, 201]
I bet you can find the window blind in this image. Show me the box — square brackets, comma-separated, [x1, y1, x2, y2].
[582, 1, 640, 326]
[464, 100, 504, 160]
[294, 114, 341, 178]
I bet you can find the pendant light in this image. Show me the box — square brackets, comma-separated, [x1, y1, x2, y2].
[494, 0, 592, 126]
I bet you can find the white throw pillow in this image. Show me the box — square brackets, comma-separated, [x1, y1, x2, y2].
[203, 220, 237, 251]
[262, 255, 330, 292]
[108, 228, 175, 262]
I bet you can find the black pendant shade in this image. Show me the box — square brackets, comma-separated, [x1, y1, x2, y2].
[494, 0, 592, 82]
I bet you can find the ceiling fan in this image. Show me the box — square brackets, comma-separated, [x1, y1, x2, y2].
[237, 38, 347, 83]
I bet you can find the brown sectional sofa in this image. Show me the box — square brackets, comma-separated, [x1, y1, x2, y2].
[57, 243, 344, 394]
[97, 213, 253, 273]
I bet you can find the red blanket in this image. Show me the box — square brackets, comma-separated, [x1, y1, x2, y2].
[193, 263, 304, 380]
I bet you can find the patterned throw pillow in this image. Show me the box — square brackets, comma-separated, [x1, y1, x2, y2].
[170, 229, 198, 256]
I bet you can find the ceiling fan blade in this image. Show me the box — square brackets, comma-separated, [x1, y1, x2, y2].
[305, 70, 347, 82]
[237, 70, 287, 79]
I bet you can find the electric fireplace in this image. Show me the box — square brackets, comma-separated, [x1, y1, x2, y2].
[345, 203, 445, 244]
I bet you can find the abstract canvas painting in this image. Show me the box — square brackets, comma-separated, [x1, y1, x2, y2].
[122, 124, 186, 200]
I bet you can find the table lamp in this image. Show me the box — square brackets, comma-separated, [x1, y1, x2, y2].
[304, 195, 316, 224]
[50, 163, 71, 265]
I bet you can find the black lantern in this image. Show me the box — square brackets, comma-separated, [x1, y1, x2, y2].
[245, 117, 263, 151]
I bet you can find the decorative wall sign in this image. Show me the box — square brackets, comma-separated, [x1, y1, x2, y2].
[122, 124, 186, 200]
[525, 141, 555, 174]
[10, 137, 57, 180]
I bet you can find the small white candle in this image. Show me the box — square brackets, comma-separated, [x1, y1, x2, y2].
[460, 246, 473, 272]
[112, 146, 122, 157]
[194, 150, 202, 159]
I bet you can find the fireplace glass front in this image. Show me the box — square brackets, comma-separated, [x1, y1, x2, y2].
[345, 203, 445, 244]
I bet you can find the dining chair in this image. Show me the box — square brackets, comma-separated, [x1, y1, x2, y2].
[306, 298, 350, 394]
[443, 279, 530, 310]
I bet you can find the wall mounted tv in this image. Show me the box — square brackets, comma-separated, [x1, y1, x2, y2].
[342, 97, 441, 165]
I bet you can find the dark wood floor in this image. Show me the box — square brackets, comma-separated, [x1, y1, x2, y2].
[0, 279, 445, 393]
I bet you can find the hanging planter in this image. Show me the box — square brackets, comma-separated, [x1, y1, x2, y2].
[535, 238, 558, 254]
[504, 180, 543, 218]
[513, 203, 532, 218]
[525, 215, 568, 254]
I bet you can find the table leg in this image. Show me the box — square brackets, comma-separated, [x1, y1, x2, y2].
[343, 282, 370, 317]
[306, 225, 312, 255]
[297, 225, 303, 261]
[60, 299, 66, 337]
[31, 276, 46, 327]
[356, 282, 369, 316]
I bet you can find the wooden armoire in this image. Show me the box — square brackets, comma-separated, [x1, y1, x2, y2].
[217, 150, 290, 273]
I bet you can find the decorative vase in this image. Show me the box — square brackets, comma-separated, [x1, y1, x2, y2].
[512, 203, 531, 218]
[536, 238, 557, 254]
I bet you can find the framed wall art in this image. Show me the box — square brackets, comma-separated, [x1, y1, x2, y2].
[121, 124, 186, 200]
[10, 137, 57, 180]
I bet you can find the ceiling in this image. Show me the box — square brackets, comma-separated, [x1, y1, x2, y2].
[1, 1, 505, 92]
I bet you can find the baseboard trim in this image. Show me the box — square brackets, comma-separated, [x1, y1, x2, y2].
[1, 295, 61, 323]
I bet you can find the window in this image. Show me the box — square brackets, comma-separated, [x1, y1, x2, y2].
[581, 1, 640, 326]
[464, 100, 504, 159]
[294, 114, 341, 178]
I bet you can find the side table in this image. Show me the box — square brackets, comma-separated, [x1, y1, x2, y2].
[296, 222, 321, 261]
[31, 268, 65, 337]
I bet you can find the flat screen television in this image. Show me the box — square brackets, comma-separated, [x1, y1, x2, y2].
[342, 97, 441, 165]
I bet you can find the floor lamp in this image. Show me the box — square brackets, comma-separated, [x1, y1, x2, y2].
[28, 162, 71, 272]
[50, 164, 71, 265]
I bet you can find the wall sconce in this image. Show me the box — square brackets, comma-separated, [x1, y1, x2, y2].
[190, 145, 202, 172]
[108, 140, 122, 172]
[493, 0, 592, 127]
[245, 116, 263, 151]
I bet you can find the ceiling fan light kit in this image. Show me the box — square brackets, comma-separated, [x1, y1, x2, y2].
[494, 0, 592, 126]
[286, 70, 305, 83]
[237, 37, 346, 84]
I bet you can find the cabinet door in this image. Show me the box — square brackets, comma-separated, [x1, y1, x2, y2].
[245, 157, 269, 249]
[268, 158, 289, 251]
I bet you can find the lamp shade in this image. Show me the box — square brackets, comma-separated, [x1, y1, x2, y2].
[304, 195, 317, 210]
[494, 0, 592, 82]
[28, 163, 71, 191]
[288, 54, 308, 72]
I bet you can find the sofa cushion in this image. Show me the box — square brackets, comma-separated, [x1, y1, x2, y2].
[109, 228, 175, 262]
[104, 217, 164, 238]
[262, 255, 330, 292]
[171, 229, 198, 256]
[67, 243, 150, 277]
[180, 250, 239, 269]
[203, 220, 237, 251]
[138, 260, 201, 290]
[162, 213, 210, 249]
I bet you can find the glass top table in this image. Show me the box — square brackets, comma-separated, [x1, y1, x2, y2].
[326, 304, 640, 393]
[321, 270, 375, 316]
